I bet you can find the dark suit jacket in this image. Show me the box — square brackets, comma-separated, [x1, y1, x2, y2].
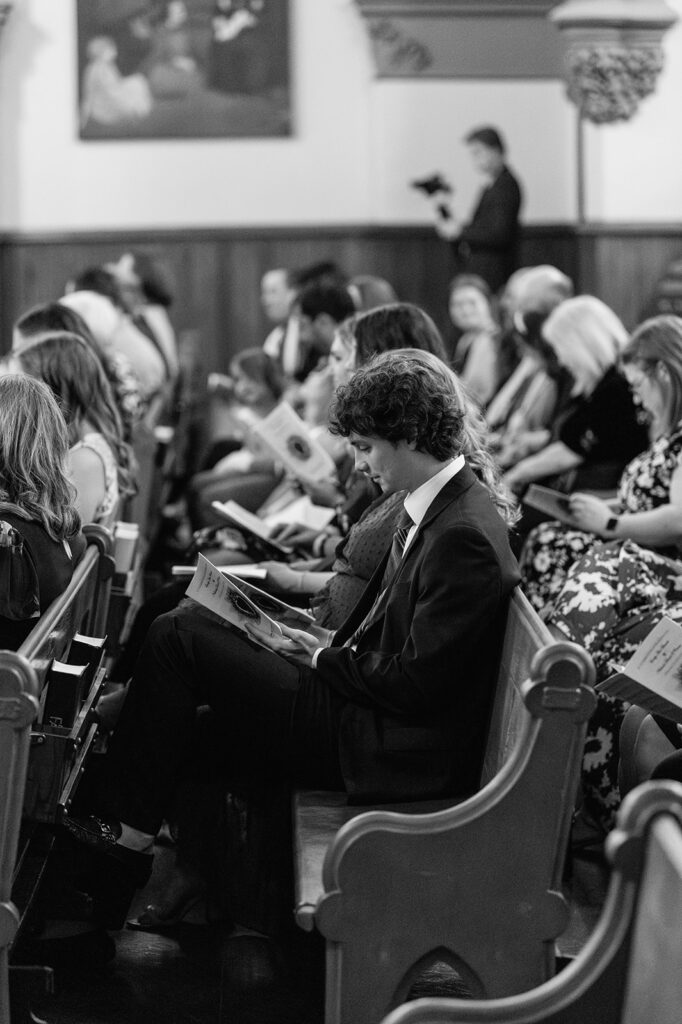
[454, 166, 522, 293]
[312, 465, 520, 803]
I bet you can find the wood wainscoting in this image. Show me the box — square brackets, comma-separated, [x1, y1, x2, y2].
[0, 223, 679, 373]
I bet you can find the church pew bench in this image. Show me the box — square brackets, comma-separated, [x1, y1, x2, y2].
[381, 778, 682, 1024]
[293, 587, 596, 1024]
[0, 527, 114, 1022]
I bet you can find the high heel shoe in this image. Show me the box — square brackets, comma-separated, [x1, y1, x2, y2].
[126, 867, 205, 931]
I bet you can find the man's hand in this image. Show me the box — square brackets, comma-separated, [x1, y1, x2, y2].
[246, 622, 325, 667]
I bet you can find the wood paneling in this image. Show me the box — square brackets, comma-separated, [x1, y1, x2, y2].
[0, 223, 679, 372]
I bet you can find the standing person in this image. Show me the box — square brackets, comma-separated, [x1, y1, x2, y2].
[429, 126, 523, 294]
[63, 350, 520, 943]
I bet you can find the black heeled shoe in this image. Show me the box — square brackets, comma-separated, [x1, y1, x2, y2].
[62, 813, 153, 888]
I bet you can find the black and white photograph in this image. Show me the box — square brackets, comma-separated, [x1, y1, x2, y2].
[1, 0, 682, 1021]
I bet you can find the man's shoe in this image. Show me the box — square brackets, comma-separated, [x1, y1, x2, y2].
[62, 814, 153, 888]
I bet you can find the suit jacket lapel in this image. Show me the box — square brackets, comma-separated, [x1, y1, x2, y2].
[333, 464, 478, 644]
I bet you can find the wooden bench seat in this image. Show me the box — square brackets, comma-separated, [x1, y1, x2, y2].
[293, 588, 596, 1024]
[381, 778, 682, 1024]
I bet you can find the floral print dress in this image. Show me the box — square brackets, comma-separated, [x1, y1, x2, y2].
[519, 423, 682, 829]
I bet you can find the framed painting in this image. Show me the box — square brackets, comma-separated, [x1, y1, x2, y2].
[76, 1, 291, 139]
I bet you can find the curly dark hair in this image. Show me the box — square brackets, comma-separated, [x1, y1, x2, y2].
[330, 349, 518, 525]
[329, 352, 464, 461]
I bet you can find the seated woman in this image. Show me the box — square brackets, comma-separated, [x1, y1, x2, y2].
[503, 296, 648, 501]
[522, 315, 682, 827]
[0, 375, 85, 650]
[268, 302, 451, 561]
[449, 274, 505, 409]
[12, 332, 133, 524]
[13, 300, 143, 441]
[188, 348, 287, 525]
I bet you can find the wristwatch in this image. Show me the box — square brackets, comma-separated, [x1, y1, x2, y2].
[605, 515, 620, 535]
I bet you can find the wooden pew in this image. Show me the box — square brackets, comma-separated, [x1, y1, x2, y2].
[0, 527, 114, 1022]
[381, 778, 682, 1024]
[293, 588, 596, 1024]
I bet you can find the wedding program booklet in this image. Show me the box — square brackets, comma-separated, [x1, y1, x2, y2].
[220, 569, 315, 630]
[251, 402, 336, 486]
[598, 616, 682, 724]
[185, 553, 284, 648]
[210, 500, 296, 559]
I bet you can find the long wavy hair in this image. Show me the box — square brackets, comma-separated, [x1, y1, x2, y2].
[622, 315, 682, 438]
[347, 303, 448, 367]
[331, 349, 519, 527]
[14, 332, 134, 498]
[0, 375, 81, 540]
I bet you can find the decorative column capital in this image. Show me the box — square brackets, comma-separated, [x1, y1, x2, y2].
[550, 0, 679, 122]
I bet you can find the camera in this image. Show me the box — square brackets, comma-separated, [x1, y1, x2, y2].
[411, 173, 452, 197]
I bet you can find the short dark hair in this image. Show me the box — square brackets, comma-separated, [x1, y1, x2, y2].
[299, 282, 355, 325]
[330, 351, 464, 461]
[294, 260, 347, 290]
[465, 126, 505, 155]
[70, 266, 123, 308]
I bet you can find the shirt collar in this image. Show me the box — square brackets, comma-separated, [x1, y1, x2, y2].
[403, 454, 465, 530]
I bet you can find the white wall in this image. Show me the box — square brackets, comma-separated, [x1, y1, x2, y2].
[0, 0, 678, 231]
[582, 0, 682, 222]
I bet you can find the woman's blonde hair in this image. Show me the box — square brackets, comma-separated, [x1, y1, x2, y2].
[15, 331, 134, 498]
[542, 295, 627, 397]
[0, 375, 80, 540]
[622, 314, 682, 437]
[376, 348, 519, 527]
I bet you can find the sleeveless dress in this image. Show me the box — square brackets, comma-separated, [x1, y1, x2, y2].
[520, 423, 682, 828]
[71, 432, 119, 523]
[0, 509, 85, 650]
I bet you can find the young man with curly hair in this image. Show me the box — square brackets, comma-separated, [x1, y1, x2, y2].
[65, 349, 519, 921]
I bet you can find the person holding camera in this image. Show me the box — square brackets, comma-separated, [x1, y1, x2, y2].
[416, 126, 523, 294]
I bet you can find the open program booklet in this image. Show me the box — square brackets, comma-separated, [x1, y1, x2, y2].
[251, 401, 337, 486]
[598, 616, 682, 724]
[185, 554, 314, 647]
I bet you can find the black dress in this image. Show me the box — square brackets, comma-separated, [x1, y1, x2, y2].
[0, 511, 85, 650]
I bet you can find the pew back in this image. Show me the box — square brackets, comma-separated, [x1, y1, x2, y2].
[0, 529, 114, 1022]
[293, 588, 596, 1024]
[380, 779, 682, 1024]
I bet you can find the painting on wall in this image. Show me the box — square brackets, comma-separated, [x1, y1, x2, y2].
[76, 1, 291, 140]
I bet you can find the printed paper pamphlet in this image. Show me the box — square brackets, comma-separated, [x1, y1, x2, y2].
[251, 402, 336, 485]
[185, 554, 282, 647]
[210, 500, 294, 558]
[220, 570, 315, 629]
[598, 616, 682, 724]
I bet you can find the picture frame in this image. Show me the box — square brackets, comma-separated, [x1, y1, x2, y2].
[76, 1, 292, 140]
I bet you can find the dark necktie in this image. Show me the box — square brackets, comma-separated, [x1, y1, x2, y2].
[381, 514, 412, 588]
[346, 510, 413, 648]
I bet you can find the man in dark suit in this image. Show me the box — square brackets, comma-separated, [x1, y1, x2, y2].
[432, 126, 523, 293]
[65, 351, 519, 876]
